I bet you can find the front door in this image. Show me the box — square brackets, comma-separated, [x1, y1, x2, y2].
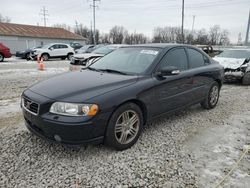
[153, 47, 193, 116]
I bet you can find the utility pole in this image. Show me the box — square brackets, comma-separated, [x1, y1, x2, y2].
[181, 0, 185, 43]
[191, 15, 196, 34]
[90, 0, 100, 45]
[245, 10, 250, 45]
[40, 6, 49, 27]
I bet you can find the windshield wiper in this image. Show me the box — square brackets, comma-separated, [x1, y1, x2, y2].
[99, 69, 128, 75]
[83, 66, 101, 72]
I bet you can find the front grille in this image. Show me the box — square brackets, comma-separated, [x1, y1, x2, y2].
[22, 97, 40, 115]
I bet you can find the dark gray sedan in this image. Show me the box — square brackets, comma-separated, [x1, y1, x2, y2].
[21, 44, 224, 150]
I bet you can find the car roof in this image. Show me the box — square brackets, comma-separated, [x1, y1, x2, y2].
[47, 43, 70, 46]
[122, 43, 194, 49]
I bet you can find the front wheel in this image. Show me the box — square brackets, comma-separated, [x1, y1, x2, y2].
[41, 53, 49, 61]
[104, 103, 143, 151]
[242, 72, 250, 85]
[201, 82, 220, 109]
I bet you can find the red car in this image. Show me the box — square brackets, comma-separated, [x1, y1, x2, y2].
[0, 43, 12, 62]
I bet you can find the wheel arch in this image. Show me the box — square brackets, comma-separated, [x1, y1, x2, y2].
[108, 99, 148, 126]
[41, 52, 50, 57]
[215, 79, 222, 89]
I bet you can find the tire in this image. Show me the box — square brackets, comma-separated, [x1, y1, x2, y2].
[25, 53, 31, 60]
[0, 53, 4, 62]
[67, 53, 73, 60]
[242, 72, 250, 85]
[104, 103, 143, 151]
[201, 82, 220, 109]
[41, 53, 49, 61]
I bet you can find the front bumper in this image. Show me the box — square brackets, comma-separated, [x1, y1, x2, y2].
[21, 91, 108, 146]
[224, 71, 244, 82]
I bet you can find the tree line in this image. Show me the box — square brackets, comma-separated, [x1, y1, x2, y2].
[70, 24, 230, 46]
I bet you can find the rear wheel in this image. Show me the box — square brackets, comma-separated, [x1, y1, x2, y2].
[242, 72, 250, 85]
[104, 103, 143, 151]
[201, 82, 220, 109]
[67, 53, 73, 60]
[0, 53, 4, 62]
[41, 53, 49, 61]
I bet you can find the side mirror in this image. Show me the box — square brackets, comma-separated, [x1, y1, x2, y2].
[157, 66, 180, 77]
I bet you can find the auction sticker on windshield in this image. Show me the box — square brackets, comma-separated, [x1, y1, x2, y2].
[140, 50, 159, 55]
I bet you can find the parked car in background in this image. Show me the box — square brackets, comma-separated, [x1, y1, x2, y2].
[0, 43, 12, 62]
[16, 46, 42, 59]
[75, 45, 95, 54]
[85, 44, 105, 53]
[21, 44, 224, 150]
[213, 49, 250, 85]
[70, 42, 83, 51]
[31, 43, 74, 61]
[70, 44, 125, 71]
[197, 45, 222, 57]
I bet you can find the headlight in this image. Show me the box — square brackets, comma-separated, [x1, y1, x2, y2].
[49, 102, 98, 116]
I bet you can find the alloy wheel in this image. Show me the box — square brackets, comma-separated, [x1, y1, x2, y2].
[114, 110, 140, 145]
[210, 85, 219, 106]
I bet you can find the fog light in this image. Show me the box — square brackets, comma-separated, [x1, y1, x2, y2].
[54, 134, 62, 142]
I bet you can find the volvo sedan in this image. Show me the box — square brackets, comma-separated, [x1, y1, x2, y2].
[21, 44, 224, 150]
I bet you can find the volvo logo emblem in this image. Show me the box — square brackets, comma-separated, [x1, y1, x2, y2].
[26, 101, 31, 109]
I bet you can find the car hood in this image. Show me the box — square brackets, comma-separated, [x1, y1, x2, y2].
[73, 53, 104, 59]
[213, 57, 246, 69]
[28, 70, 138, 102]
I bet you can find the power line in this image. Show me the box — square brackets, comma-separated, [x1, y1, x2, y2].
[181, 0, 184, 43]
[191, 15, 196, 34]
[39, 6, 49, 27]
[90, 0, 100, 45]
[245, 10, 250, 45]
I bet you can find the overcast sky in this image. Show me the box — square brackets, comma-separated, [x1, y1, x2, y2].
[1, 0, 250, 43]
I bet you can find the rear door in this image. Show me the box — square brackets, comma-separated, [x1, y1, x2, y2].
[153, 47, 194, 116]
[50, 44, 60, 57]
[186, 47, 212, 101]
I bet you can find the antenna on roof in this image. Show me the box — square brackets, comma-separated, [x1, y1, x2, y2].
[39, 6, 49, 27]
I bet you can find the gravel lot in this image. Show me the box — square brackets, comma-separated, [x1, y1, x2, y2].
[0, 58, 250, 187]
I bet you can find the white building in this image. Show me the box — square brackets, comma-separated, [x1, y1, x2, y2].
[0, 22, 86, 53]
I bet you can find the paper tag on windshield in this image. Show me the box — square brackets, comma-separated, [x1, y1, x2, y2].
[140, 50, 159, 55]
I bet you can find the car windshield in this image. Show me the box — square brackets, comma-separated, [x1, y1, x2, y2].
[80, 45, 91, 50]
[217, 50, 250, 59]
[90, 47, 161, 75]
[41, 44, 52, 49]
[92, 46, 116, 55]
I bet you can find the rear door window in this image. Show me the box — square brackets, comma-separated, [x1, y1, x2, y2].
[60, 45, 68, 49]
[159, 48, 188, 71]
[187, 48, 205, 68]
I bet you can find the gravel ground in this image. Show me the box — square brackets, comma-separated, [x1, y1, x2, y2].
[0, 59, 250, 187]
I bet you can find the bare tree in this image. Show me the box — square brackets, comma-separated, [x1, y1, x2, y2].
[52, 24, 72, 31]
[124, 32, 147, 44]
[109, 26, 128, 44]
[152, 26, 184, 43]
[74, 24, 97, 44]
[0, 14, 11, 23]
[209, 25, 221, 45]
[99, 33, 110, 44]
[194, 29, 209, 45]
[218, 29, 230, 45]
[237, 33, 243, 46]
